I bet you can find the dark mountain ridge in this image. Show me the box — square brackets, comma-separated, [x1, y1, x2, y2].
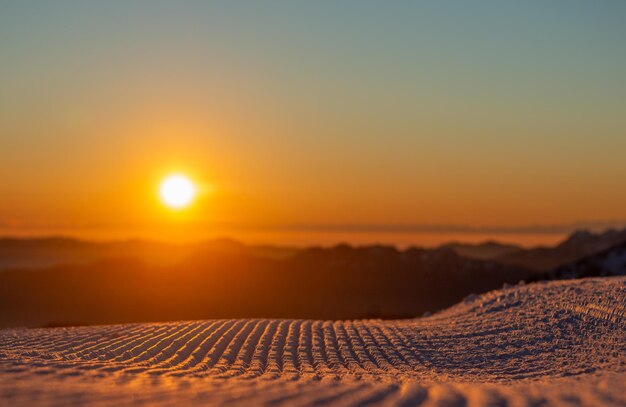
[2, 228, 625, 328]
[441, 240, 522, 260]
[529, 241, 626, 281]
[493, 228, 626, 271]
[0, 244, 531, 328]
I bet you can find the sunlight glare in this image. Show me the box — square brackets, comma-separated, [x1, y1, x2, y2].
[159, 174, 196, 209]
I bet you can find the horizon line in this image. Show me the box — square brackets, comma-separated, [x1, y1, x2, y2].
[1, 220, 625, 236]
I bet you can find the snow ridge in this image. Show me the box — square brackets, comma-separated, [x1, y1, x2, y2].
[1, 277, 625, 406]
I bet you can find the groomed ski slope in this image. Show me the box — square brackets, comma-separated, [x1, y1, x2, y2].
[1, 277, 624, 406]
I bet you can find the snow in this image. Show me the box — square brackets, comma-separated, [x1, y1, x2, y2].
[1, 277, 624, 406]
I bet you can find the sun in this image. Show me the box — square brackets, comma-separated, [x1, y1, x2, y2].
[159, 174, 197, 209]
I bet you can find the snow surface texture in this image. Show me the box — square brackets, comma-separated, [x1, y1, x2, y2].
[0, 277, 624, 406]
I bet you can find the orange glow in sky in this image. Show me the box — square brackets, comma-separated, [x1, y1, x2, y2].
[0, 2, 625, 246]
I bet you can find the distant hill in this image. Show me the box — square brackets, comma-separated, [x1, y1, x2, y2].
[0, 244, 531, 328]
[3, 230, 626, 328]
[530, 241, 626, 281]
[494, 228, 626, 271]
[0, 237, 183, 270]
[441, 241, 522, 260]
[4, 229, 625, 274]
[0, 237, 297, 271]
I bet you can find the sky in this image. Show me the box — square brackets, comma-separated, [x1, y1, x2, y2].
[1, 1, 625, 246]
